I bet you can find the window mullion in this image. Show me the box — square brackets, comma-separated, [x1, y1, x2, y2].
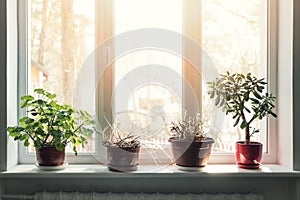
[17, 0, 30, 164]
[182, 0, 202, 116]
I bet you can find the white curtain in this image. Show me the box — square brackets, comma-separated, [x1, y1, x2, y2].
[33, 191, 264, 200]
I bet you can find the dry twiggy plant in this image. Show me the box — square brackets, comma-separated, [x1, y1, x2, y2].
[103, 121, 140, 148]
[170, 112, 206, 142]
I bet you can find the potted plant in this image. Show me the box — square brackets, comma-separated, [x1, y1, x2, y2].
[169, 112, 215, 169]
[103, 123, 141, 172]
[7, 88, 96, 167]
[207, 72, 277, 169]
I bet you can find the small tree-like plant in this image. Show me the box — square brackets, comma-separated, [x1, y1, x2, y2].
[207, 72, 277, 144]
[7, 88, 97, 155]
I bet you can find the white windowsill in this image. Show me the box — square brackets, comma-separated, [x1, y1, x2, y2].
[0, 164, 299, 178]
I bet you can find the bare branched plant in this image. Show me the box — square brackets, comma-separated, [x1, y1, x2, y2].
[103, 120, 140, 148]
[170, 112, 206, 142]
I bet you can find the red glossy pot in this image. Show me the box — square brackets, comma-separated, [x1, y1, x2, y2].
[235, 141, 262, 169]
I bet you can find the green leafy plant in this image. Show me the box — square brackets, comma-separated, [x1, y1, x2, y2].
[7, 88, 97, 155]
[207, 72, 277, 144]
[170, 112, 206, 142]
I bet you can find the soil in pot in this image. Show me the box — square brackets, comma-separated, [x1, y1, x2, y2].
[36, 146, 65, 166]
[106, 145, 140, 172]
[236, 141, 262, 169]
[169, 137, 214, 168]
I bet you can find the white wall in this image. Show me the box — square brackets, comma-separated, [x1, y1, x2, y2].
[278, 0, 293, 168]
[6, 0, 18, 170]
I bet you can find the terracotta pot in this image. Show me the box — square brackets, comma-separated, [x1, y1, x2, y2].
[169, 137, 214, 167]
[36, 146, 65, 166]
[106, 145, 140, 172]
[235, 141, 262, 169]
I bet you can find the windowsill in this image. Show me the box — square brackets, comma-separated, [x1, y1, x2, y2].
[0, 164, 299, 178]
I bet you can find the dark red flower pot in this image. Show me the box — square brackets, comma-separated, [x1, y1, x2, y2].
[236, 141, 262, 169]
[106, 145, 140, 172]
[36, 146, 65, 166]
[169, 137, 214, 167]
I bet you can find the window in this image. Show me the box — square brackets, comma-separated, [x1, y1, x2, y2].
[18, 0, 276, 164]
[19, 0, 99, 163]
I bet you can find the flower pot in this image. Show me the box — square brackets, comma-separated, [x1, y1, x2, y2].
[106, 145, 140, 172]
[235, 141, 262, 169]
[169, 137, 214, 168]
[36, 146, 65, 166]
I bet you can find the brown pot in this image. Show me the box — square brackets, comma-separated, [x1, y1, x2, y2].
[106, 145, 140, 172]
[36, 146, 65, 166]
[236, 141, 262, 169]
[169, 137, 214, 167]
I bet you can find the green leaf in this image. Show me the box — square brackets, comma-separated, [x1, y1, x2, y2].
[244, 92, 249, 101]
[219, 98, 225, 106]
[39, 118, 48, 123]
[209, 90, 215, 99]
[233, 113, 238, 119]
[253, 91, 262, 99]
[240, 120, 247, 129]
[270, 111, 277, 118]
[233, 117, 240, 127]
[34, 140, 42, 148]
[7, 127, 16, 133]
[9, 132, 21, 137]
[257, 86, 263, 93]
[250, 98, 260, 104]
[24, 140, 30, 146]
[34, 88, 45, 94]
[56, 145, 65, 151]
[48, 94, 57, 99]
[20, 101, 29, 108]
[31, 112, 38, 116]
[21, 95, 34, 101]
[37, 99, 45, 105]
[73, 146, 78, 156]
[247, 73, 252, 81]
[244, 106, 251, 113]
[20, 134, 29, 141]
[226, 94, 231, 101]
[215, 96, 220, 106]
[259, 81, 267, 85]
[25, 118, 34, 124]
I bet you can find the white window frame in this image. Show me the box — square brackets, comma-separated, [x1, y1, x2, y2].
[17, 0, 278, 164]
[17, 0, 102, 164]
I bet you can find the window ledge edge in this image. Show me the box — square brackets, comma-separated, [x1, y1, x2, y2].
[0, 164, 299, 179]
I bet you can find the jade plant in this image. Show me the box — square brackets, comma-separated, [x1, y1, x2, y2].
[170, 112, 206, 142]
[207, 72, 277, 144]
[7, 88, 97, 155]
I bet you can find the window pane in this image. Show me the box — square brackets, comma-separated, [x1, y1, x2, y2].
[114, 0, 183, 148]
[28, 0, 95, 153]
[202, 0, 268, 153]
[26, 0, 269, 159]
